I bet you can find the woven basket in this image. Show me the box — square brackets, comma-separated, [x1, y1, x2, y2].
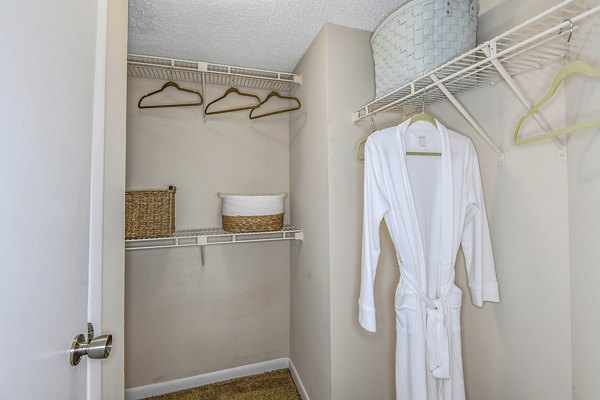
[222, 214, 284, 233]
[218, 193, 286, 233]
[372, 0, 479, 98]
[125, 186, 176, 239]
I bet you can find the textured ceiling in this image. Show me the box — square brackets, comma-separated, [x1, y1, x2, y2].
[128, 0, 501, 73]
[128, 0, 412, 72]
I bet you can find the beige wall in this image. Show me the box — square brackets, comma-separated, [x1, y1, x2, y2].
[469, 5, 600, 400]
[289, 26, 332, 400]
[478, 0, 508, 14]
[325, 24, 398, 400]
[566, 15, 600, 400]
[446, 3, 574, 399]
[125, 80, 291, 388]
[290, 24, 402, 400]
[434, 83, 572, 400]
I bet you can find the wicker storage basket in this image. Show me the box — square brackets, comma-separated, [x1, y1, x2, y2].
[372, 0, 479, 98]
[218, 193, 286, 233]
[125, 186, 176, 239]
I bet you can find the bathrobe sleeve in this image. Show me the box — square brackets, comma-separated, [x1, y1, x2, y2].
[359, 138, 390, 332]
[461, 142, 500, 307]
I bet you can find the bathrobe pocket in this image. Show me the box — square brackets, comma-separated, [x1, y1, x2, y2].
[395, 288, 417, 336]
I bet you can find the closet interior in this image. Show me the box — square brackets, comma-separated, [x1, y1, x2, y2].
[125, 52, 304, 397]
[123, 1, 600, 400]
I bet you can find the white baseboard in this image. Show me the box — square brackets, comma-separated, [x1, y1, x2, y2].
[125, 358, 290, 400]
[289, 359, 310, 400]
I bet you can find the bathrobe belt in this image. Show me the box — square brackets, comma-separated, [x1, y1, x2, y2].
[400, 267, 453, 380]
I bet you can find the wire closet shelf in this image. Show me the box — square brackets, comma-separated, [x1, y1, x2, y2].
[125, 225, 303, 266]
[127, 54, 302, 93]
[353, 0, 600, 164]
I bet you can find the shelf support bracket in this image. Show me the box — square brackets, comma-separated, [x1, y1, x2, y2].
[430, 74, 505, 166]
[198, 236, 208, 266]
[201, 72, 206, 123]
[482, 45, 566, 160]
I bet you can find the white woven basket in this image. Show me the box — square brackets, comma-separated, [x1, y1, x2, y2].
[372, 0, 479, 98]
[218, 193, 287, 233]
[218, 193, 287, 217]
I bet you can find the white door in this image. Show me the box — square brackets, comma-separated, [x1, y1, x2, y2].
[0, 1, 112, 399]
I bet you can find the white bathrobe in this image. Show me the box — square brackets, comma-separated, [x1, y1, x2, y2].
[359, 119, 499, 400]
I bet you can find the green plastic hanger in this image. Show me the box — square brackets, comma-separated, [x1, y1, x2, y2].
[406, 113, 441, 156]
[406, 94, 441, 156]
[514, 60, 600, 146]
[357, 115, 442, 162]
[409, 112, 437, 127]
[357, 131, 374, 162]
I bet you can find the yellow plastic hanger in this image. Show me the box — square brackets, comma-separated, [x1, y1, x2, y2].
[356, 131, 374, 162]
[406, 94, 441, 156]
[408, 112, 437, 127]
[406, 112, 441, 156]
[514, 60, 600, 145]
[409, 94, 437, 128]
[356, 116, 441, 162]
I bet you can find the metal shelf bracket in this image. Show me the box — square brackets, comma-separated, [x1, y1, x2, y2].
[481, 46, 568, 159]
[430, 74, 506, 166]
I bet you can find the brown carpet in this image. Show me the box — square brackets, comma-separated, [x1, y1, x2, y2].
[144, 369, 301, 400]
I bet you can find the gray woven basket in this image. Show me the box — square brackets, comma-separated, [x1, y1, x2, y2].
[372, 0, 479, 98]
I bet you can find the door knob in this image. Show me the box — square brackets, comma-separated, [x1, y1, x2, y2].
[70, 323, 113, 366]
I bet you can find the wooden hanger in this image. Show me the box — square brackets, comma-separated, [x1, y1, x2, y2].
[138, 81, 204, 109]
[204, 87, 262, 115]
[249, 91, 301, 119]
[514, 60, 600, 145]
